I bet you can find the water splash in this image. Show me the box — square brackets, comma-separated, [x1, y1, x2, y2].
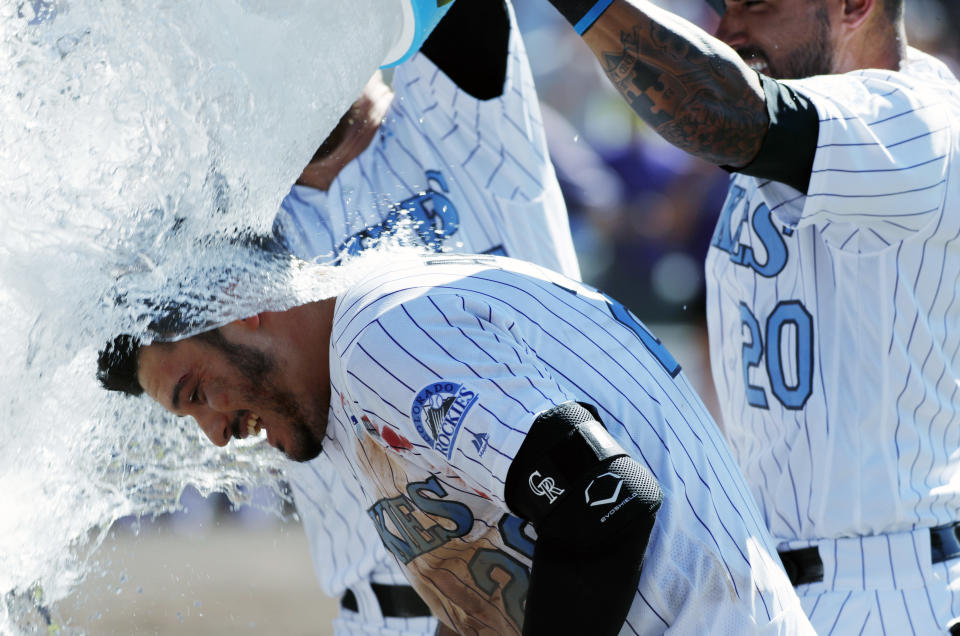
[0, 1, 404, 632]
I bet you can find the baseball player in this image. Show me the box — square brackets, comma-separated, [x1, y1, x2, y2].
[99, 251, 815, 634]
[272, 0, 580, 633]
[540, 0, 960, 632]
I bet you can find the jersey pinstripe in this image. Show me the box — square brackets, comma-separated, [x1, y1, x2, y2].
[323, 253, 812, 635]
[278, 3, 580, 630]
[706, 47, 960, 544]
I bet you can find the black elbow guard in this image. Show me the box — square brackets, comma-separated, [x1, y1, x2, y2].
[505, 402, 662, 636]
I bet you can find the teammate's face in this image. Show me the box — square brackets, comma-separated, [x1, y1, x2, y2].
[137, 324, 330, 462]
[715, 0, 836, 80]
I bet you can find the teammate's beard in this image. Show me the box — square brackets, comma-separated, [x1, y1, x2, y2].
[742, 5, 834, 80]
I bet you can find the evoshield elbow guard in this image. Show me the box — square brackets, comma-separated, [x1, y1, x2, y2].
[504, 402, 662, 636]
[381, 0, 457, 68]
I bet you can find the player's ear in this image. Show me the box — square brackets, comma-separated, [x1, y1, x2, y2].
[840, 0, 874, 30]
[229, 314, 261, 331]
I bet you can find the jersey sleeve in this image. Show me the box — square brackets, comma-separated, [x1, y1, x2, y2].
[272, 186, 337, 262]
[769, 70, 952, 245]
[339, 292, 576, 506]
[390, 1, 554, 201]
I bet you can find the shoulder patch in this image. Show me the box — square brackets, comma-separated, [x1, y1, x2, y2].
[410, 381, 479, 459]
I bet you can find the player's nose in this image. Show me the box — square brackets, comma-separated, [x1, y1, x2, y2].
[194, 409, 231, 447]
[715, 7, 748, 48]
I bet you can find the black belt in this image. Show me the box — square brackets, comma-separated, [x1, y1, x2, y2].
[779, 521, 960, 587]
[340, 583, 432, 618]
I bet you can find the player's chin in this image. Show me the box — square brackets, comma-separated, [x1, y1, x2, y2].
[283, 431, 324, 462]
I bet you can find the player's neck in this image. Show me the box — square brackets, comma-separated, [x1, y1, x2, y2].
[831, 15, 907, 74]
[297, 82, 394, 192]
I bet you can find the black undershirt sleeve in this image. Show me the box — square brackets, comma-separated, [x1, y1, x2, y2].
[419, 0, 510, 101]
[726, 75, 820, 194]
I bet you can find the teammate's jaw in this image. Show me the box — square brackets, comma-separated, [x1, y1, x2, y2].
[716, 0, 836, 80]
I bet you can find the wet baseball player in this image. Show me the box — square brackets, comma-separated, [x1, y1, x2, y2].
[98, 251, 815, 634]
[541, 0, 960, 632]
[272, 0, 580, 632]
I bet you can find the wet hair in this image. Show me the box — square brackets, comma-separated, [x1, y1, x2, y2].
[97, 328, 234, 398]
[98, 334, 145, 397]
[96, 297, 196, 398]
[97, 230, 289, 397]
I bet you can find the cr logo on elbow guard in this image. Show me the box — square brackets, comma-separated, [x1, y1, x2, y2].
[529, 471, 565, 503]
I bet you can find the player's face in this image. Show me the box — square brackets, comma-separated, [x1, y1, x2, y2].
[137, 326, 330, 462]
[715, 0, 837, 80]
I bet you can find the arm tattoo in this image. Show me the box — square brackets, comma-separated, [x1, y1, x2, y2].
[598, 22, 767, 166]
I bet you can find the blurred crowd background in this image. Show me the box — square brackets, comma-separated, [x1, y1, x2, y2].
[65, 2, 960, 633]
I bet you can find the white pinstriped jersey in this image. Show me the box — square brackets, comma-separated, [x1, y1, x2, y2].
[278, 2, 581, 625]
[706, 47, 960, 543]
[272, 18, 578, 279]
[322, 253, 812, 635]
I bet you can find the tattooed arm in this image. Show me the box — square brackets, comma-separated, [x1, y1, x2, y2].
[577, 1, 768, 168]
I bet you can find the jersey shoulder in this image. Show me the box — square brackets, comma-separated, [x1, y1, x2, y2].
[331, 252, 558, 353]
[752, 49, 958, 241]
[786, 48, 960, 125]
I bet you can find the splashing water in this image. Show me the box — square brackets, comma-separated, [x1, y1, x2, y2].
[0, 1, 407, 632]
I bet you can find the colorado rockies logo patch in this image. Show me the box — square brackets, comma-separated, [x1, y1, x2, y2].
[410, 381, 479, 459]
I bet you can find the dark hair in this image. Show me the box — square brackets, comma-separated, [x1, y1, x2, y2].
[97, 329, 231, 397]
[97, 334, 145, 397]
[96, 296, 193, 398]
[707, 0, 903, 23]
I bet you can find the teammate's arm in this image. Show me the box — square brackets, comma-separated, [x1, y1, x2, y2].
[549, 0, 767, 167]
[504, 402, 662, 636]
[545, 0, 819, 191]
